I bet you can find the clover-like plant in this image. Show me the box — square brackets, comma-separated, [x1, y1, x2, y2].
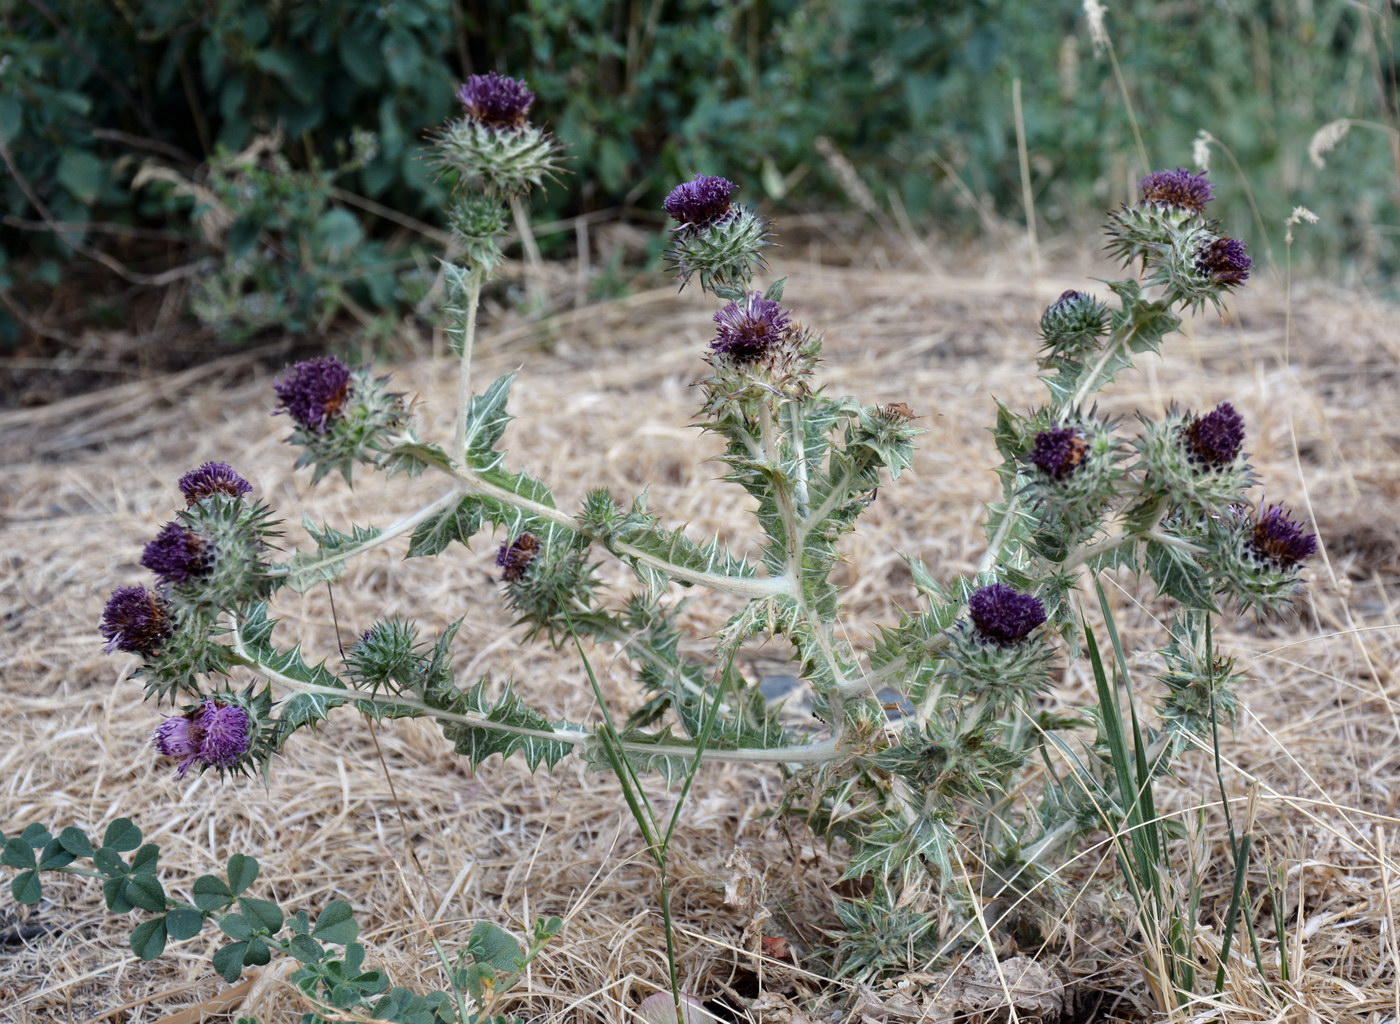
[79, 78, 1316, 1013]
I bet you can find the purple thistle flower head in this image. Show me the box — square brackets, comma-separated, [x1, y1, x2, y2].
[1250, 504, 1317, 568]
[1031, 426, 1088, 480]
[1185, 402, 1245, 466]
[197, 700, 253, 768]
[710, 293, 792, 361]
[152, 714, 200, 777]
[273, 357, 352, 433]
[1139, 168, 1214, 212]
[968, 583, 1047, 646]
[664, 175, 738, 228]
[457, 72, 535, 131]
[1195, 237, 1252, 286]
[141, 522, 209, 586]
[101, 585, 172, 655]
[496, 532, 540, 582]
[178, 461, 252, 505]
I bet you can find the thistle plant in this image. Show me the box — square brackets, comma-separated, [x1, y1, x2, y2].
[49, 85, 1318, 1016]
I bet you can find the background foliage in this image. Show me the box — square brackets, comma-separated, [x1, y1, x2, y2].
[2, 0, 1397, 348]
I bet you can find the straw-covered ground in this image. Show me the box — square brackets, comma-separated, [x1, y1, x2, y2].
[3, 244, 1398, 1023]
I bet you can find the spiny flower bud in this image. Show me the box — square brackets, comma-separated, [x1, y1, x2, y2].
[276, 363, 406, 484]
[435, 76, 561, 197]
[274, 356, 352, 433]
[1194, 236, 1251, 286]
[1039, 290, 1109, 360]
[456, 72, 534, 131]
[1184, 402, 1245, 466]
[1139, 168, 1214, 213]
[967, 583, 1047, 645]
[1147, 227, 1251, 310]
[141, 523, 210, 585]
[1031, 427, 1088, 480]
[101, 585, 173, 656]
[710, 293, 792, 360]
[497, 532, 540, 581]
[178, 462, 252, 505]
[664, 175, 737, 228]
[447, 194, 509, 272]
[663, 175, 769, 293]
[1250, 504, 1317, 568]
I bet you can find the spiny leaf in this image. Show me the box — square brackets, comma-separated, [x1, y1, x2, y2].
[407, 496, 485, 557]
[285, 519, 389, 592]
[426, 679, 576, 771]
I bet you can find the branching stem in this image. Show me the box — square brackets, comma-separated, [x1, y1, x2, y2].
[226, 614, 838, 764]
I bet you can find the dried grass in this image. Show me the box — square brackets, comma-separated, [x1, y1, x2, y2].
[2, 244, 1398, 1023]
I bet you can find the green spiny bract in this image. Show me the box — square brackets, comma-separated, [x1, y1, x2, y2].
[1039, 289, 1110, 364]
[1130, 406, 1254, 519]
[666, 206, 771, 294]
[282, 367, 408, 484]
[941, 618, 1054, 710]
[446, 193, 509, 273]
[1155, 614, 1243, 764]
[135, 607, 235, 702]
[433, 119, 563, 198]
[168, 496, 281, 614]
[1177, 505, 1315, 615]
[1017, 415, 1123, 560]
[344, 618, 424, 695]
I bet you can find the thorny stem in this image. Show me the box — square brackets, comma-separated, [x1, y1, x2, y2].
[226, 613, 840, 765]
[1064, 297, 1165, 418]
[446, 458, 793, 598]
[266, 486, 465, 581]
[452, 266, 484, 461]
[1059, 525, 1202, 573]
[759, 401, 855, 708]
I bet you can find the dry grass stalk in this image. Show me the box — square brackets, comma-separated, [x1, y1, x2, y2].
[2, 247, 1397, 1022]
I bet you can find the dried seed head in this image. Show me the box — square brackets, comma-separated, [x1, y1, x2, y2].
[140, 523, 210, 585]
[710, 293, 793, 361]
[1250, 504, 1317, 568]
[664, 175, 738, 228]
[274, 357, 353, 433]
[101, 585, 173, 656]
[968, 584, 1047, 646]
[1184, 402, 1245, 466]
[1031, 426, 1089, 480]
[496, 532, 541, 582]
[178, 462, 252, 505]
[1139, 168, 1214, 213]
[456, 73, 535, 131]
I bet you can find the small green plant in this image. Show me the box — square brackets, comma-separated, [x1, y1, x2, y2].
[32, 77, 1316, 1019]
[1, 817, 560, 1023]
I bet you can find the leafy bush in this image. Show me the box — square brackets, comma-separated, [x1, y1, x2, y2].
[56, 77, 1313, 1016]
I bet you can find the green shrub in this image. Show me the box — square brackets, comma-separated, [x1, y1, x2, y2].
[1, 0, 1396, 348]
